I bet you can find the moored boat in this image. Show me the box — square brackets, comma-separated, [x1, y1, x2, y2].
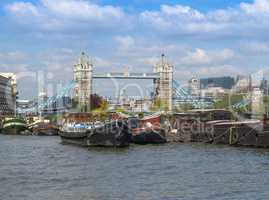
[59, 113, 93, 146]
[131, 128, 167, 144]
[60, 120, 131, 147]
[1, 117, 28, 135]
[168, 112, 201, 142]
[212, 120, 263, 146]
[191, 109, 234, 143]
[59, 113, 131, 147]
[59, 123, 90, 146]
[87, 120, 131, 147]
[29, 119, 58, 136]
[257, 117, 269, 147]
[129, 113, 167, 144]
[168, 109, 234, 143]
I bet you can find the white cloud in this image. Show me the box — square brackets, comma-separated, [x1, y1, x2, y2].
[180, 48, 237, 66]
[111, 38, 181, 72]
[198, 65, 242, 77]
[141, 4, 204, 26]
[38, 48, 75, 73]
[6, 0, 128, 30]
[240, 0, 269, 15]
[160, 5, 204, 20]
[140, 0, 269, 37]
[0, 51, 26, 61]
[115, 36, 135, 51]
[0, 51, 29, 72]
[140, 5, 207, 33]
[6, 2, 39, 17]
[41, 0, 124, 20]
[241, 41, 269, 53]
[181, 48, 210, 65]
[6, 0, 269, 37]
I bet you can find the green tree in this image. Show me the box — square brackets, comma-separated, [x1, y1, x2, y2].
[214, 93, 252, 114]
[71, 94, 107, 113]
[150, 98, 168, 111]
[174, 103, 194, 112]
[92, 98, 109, 121]
[214, 94, 245, 109]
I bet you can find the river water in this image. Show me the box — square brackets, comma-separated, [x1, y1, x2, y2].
[0, 135, 269, 200]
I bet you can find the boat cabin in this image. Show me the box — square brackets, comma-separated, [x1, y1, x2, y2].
[61, 113, 93, 124]
[189, 109, 233, 122]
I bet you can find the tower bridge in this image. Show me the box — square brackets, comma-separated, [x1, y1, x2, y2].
[18, 52, 213, 114]
[74, 53, 174, 111]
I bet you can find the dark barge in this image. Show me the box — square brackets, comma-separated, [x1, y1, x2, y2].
[168, 109, 233, 143]
[212, 119, 269, 148]
[59, 113, 131, 147]
[60, 121, 131, 147]
[88, 120, 131, 147]
[169, 109, 269, 148]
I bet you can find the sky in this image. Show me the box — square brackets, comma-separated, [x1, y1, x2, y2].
[1, 0, 269, 99]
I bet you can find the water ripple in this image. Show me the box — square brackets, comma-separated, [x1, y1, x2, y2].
[0, 135, 269, 200]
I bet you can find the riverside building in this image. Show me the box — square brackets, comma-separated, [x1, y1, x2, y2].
[0, 73, 17, 117]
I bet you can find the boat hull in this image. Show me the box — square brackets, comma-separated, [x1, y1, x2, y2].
[1, 118, 28, 135]
[59, 131, 88, 146]
[131, 130, 167, 144]
[59, 121, 131, 147]
[256, 131, 269, 148]
[87, 121, 131, 147]
[30, 121, 59, 136]
[33, 129, 58, 136]
[2, 126, 27, 135]
[211, 121, 263, 146]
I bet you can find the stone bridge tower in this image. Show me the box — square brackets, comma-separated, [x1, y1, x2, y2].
[73, 52, 93, 112]
[154, 54, 173, 111]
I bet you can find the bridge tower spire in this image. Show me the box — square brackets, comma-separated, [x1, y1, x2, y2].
[154, 54, 173, 111]
[73, 52, 93, 112]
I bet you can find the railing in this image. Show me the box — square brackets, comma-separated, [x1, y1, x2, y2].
[93, 72, 160, 79]
[173, 80, 213, 108]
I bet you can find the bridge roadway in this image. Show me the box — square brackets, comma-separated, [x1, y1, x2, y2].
[92, 72, 160, 79]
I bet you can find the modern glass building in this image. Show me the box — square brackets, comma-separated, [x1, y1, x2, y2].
[200, 76, 235, 89]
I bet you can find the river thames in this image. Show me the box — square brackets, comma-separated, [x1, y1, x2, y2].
[0, 135, 269, 200]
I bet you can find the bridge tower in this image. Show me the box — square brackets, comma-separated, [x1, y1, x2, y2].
[154, 54, 173, 111]
[73, 52, 93, 112]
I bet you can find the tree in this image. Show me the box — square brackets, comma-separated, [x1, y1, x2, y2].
[214, 93, 251, 114]
[71, 94, 108, 112]
[91, 94, 104, 110]
[214, 94, 245, 109]
[91, 94, 109, 121]
[150, 97, 168, 111]
[174, 103, 194, 112]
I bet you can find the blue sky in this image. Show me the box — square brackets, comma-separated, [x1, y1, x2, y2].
[0, 0, 269, 98]
[100, 0, 253, 12]
[0, 0, 252, 11]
